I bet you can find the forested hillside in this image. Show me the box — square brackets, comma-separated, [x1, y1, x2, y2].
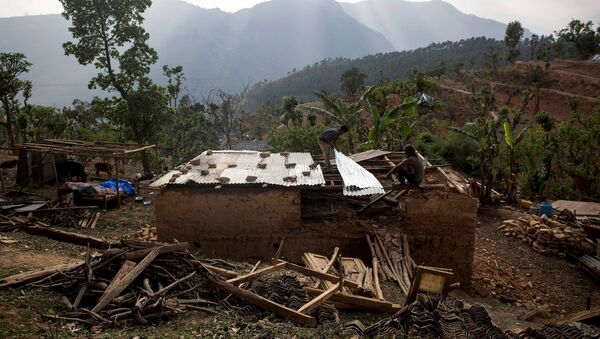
[244, 37, 530, 110]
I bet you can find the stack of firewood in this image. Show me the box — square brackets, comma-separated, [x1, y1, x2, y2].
[499, 214, 596, 257]
[133, 225, 157, 241]
[366, 232, 416, 296]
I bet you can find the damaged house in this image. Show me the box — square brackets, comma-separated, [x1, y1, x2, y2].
[152, 149, 477, 284]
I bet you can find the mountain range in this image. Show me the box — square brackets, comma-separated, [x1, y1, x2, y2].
[0, 0, 529, 106]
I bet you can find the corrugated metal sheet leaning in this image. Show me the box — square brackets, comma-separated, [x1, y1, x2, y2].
[334, 149, 385, 196]
[151, 150, 325, 187]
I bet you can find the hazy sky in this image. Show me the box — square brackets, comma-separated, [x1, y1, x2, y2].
[0, 0, 598, 35]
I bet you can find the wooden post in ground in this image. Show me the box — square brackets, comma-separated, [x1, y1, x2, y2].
[114, 156, 120, 208]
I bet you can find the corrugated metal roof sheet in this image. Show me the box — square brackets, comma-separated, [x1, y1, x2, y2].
[334, 149, 385, 196]
[151, 150, 325, 187]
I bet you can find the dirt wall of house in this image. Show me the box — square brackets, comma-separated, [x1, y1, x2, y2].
[404, 190, 478, 284]
[156, 186, 369, 261]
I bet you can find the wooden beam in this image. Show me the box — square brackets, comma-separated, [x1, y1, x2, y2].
[304, 287, 400, 313]
[297, 283, 340, 314]
[0, 261, 84, 288]
[202, 264, 239, 278]
[92, 249, 159, 313]
[551, 306, 600, 325]
[209, 277, 317, 327]
[124, 242, 189, 261]
[372, 258, 384, 300]
[281, 261, 359, 289]
[22, 225, 122, 249]
[226, 262, 286, 285]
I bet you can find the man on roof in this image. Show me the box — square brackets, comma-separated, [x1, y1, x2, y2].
[386, 144, 424, 186]
[317, 125, 348, 168]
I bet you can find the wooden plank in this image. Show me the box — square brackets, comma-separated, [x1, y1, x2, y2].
[89, 212, 100, 229]
[97, 260, 136, 301]
[209, 277, 317, 327]
[226, 262, 286, 285]
[297, 283, 340, 314]
[373, 257, 384, 300]
[551, 306, 600, 325]
[281, 261, 360, 289]
[0, 261, 84, 288]
[360, 190, 394, 211]
[304, 287, 399, 313]
[202, 264, 238, 278]
[311, 247, 339, 289]
[348, 150, 392, 163]
[22, 225, 122, 249]
[92, 249, 159, 313]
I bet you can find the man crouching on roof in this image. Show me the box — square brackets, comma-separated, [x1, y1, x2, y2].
[317, 125, 349, 168]
[386, 144, 424, 186]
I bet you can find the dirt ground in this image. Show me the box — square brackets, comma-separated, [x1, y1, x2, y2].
[0, 194, 598, 337]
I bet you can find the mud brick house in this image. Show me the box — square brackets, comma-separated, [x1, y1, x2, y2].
[153, 150, 478, 284]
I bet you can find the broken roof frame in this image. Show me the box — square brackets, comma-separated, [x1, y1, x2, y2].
[8, 139, 156, 158]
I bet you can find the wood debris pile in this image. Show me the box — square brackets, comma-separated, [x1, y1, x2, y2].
[366, 232, 416, 296]
[132, 225, 157, 241]
[0, 207, 100, 232]
[0, 242, 228, 331]
[499, 214, 596, 257]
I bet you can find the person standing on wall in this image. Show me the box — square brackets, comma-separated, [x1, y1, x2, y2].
[317, 125, 348, 168]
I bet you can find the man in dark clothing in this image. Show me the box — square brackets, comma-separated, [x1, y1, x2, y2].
[386, 144, 424, 186]
[318, 125, 349, 167]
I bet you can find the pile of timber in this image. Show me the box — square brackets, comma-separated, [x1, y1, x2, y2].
[0, 207, 100, 231]
[499, 214, 596, 257]
[0, 242, 228, 331]
[302, 250, 376, 298]
[133, 225, 158, 241]
[366, 232, 416, 296]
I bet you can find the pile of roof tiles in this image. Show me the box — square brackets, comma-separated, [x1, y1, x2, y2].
[222, 274, 339, 325]
[348, 295, 597, 339]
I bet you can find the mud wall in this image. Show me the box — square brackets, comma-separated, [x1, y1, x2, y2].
[404, 191, 477, 284]
[155, 186, 368, 261]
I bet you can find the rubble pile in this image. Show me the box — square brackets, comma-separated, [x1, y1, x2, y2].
[222, 274, 339, 324]
[0, 207, 100, 231]
[18, 242, 222, 331]
[350, 295, 596, 339]
[499, 214, 596, 257]
[351, 295, 512, 338]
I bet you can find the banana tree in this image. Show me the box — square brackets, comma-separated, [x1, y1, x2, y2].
[448, 116, 505, 204]
[501, 107, 532, 203]
[366, 96, 418, 149]
[301, 90, 368, 153]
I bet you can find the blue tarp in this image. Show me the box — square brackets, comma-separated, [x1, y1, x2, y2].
[99, 179, 136, 196]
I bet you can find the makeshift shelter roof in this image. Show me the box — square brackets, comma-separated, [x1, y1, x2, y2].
[9, 139, 155, 158]
[151, 150, 325, 187]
